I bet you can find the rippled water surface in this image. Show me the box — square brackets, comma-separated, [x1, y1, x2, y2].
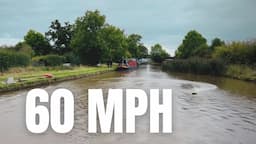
[0, 65, 255, 144]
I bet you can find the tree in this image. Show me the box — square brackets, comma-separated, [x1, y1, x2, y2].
[191, 43, 211, 58]
[14, 42, 34, 57]
[24, 30, 52, 56]
[175, 30, 207, 58]
[150, 44, 169, 63]
[210, 38, 225, 51]
[127, 34, 142, 58]
[137, 45, 149, 58]
[45, 20, 73, 55]
[71, 10, 106, 65]
[101, 25, 128, 62]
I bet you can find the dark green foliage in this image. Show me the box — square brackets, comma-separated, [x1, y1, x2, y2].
[191, 43, 212, 58]
[101, 25, 128, 62]
[127, 34, 143, 58]
[210, 38, 225, 51]
[0, 50, 30, 72]
[63, 52, 80, 65]
[175, 30, 208, 58]
[45, 20, 73, 54]
[32, 55, 64, 66]
[171, 30, 255, 78]
[137, 45, 149, 58]
[150, 44, 169, 63]
[162, 57, 225, 75]
[71, 10, 106, 65]
[213, 41, 256, 65]
[19, 10, 149, 66]
[14, 42, 34, 57]
[44, 55, 64, 66]
[24, 30, 52, 56]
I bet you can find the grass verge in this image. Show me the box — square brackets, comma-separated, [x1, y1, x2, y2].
[0, 65, 116, 93]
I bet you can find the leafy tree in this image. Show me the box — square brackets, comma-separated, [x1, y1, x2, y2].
[210, 38, 225, 51]
[14, 42, 34, 57]
[45, 20, 73, 55]
[71, 10, 106, 65]
[191, 43, 211, 58]
[127, 34, 142, 58]
[24, 30, 52, 56]
[150, 44, 169, 63]
[101, 25, 127, 62]
[137, 45, 149, 58]
[175, 30, 207, 58]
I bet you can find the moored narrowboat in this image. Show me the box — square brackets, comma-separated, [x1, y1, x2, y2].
[117, 59, 138, 71]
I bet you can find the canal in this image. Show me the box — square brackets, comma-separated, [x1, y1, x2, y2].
[0, 64, 255, 144]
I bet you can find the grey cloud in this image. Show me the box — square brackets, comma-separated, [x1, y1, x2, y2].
[0, 0, 255, 54]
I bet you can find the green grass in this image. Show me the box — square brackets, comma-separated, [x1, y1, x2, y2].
[0, 65, 116, 92]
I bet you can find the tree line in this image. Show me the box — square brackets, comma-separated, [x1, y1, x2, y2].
[24, 10, 151, 65]
[175, 30, 255, 66]
[163, 30, 256, 78]
[1, 10, 170, 71]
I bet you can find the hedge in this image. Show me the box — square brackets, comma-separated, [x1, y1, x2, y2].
[32, 54, 64, 66]
[162, 57, 226, 75]
[0, 50, 30, 72]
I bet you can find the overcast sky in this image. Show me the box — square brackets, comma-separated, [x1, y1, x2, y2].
[0, 0, 256, 55]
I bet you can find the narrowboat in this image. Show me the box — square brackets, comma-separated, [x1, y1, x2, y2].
[117, 59, 138, 71]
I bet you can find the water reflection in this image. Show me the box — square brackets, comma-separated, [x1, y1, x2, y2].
[167, 71, 256, 98]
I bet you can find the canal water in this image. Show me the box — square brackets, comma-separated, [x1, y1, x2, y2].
[0, 65, 255, 144]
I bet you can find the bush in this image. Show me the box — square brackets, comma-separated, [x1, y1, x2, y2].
[150, 44, 169, 63]
[32, 54, 64, 66]
[213, 41, 256, 65]
[162, 57, 225, 75]
[63, 52, 80, 65]
[0, 50, 31, 72]
[14, 42, 34, 57]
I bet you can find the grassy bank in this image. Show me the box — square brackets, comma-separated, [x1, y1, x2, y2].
[225, 65, 256, 81]
[0, 65, 116, 93]
[162, 59, 256, 82]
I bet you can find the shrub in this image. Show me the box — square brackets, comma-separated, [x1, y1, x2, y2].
[150, 44, 169, 63]
[213, 41, 256, 65]
[14, 42, 34, 57]
[32, 54, 64, 66]
[63, 52, 80, 65]
[162, 57, 225, 75]
[0, 50, 30, 72]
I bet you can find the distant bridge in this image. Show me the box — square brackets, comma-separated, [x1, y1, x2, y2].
[164, 56, 175, 61]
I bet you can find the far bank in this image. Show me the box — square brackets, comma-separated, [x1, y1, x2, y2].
[162, 59, 256, 83]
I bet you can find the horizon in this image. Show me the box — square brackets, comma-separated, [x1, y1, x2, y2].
[1, 0, 256, 55]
